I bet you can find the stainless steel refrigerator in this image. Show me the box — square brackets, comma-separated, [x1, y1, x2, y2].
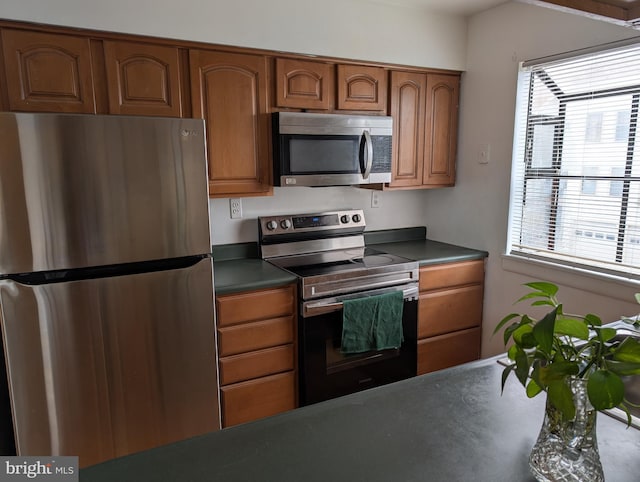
[0, 112, 220, 467]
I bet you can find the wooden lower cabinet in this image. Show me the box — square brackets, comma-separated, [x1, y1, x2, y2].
[216, 284, 297, 427]
[221, 372, 296, 427]
[417, 260, 484, 375]
[417, 327, 481, 374]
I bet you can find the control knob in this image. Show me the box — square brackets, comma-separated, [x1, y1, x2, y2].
[340, 215, 350, 224]
[280, 219, 292, 229]
[352, 214, 361, 223]
[266, 220, 278, 230]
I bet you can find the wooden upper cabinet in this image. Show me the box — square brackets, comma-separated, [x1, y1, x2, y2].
[423, 74, 459, 186]
[1, 29, 96, 113]
[388, 71, 460, 189]
[190, 50, 272, 197]
[275, 58, 332, 110]
[103, 41, 183, 116]
[389, 71, 425, 188]
[337, 64, 387, 111]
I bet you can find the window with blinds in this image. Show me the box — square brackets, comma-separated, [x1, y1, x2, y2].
[508, 40, 640, 279]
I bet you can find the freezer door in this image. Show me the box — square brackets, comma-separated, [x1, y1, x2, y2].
[0, 257, 220, 467]
[0, 113, 211, 274]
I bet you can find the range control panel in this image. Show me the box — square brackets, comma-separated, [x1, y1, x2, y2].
[259, 209, 366, 237]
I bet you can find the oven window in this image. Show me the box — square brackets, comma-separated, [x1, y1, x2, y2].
[289, 136, 359, 173]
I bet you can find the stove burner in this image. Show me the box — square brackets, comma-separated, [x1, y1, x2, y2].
[360, 254, 397, 267]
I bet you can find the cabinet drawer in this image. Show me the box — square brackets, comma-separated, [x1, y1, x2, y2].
[417, 327, 481, 375]
[216, 285, 295, 327]
[221, 372, 296, 427]
[218, 316, 294, 357]
[418, 285, 482, 338]
[219, 345, 294, 385]
[419, 260, 484, 292]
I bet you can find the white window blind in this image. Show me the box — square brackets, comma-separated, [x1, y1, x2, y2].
[508, 40, 640, 279]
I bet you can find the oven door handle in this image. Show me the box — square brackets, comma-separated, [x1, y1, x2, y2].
[303, 284, 418, 317]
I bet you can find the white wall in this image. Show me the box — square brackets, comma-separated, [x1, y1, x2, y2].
[0, 0, 467, 69]
[423, 1, 640, 356]
[210, 188, 430, 244]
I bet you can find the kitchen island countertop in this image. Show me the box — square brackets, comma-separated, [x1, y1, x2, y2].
[80, 356, 640, 481]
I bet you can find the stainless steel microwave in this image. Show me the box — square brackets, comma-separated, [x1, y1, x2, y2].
[272, 112, 392, 187]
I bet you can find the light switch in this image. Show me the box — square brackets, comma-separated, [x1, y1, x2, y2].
[478, 143, 490, 164]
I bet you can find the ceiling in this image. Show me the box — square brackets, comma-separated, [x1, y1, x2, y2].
[371, 0, 640, 25]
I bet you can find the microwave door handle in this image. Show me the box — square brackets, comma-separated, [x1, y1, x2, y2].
[361, 130, 373, 179]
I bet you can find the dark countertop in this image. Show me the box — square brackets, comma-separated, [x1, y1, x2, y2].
[213, 258, 297, 295]
[212, 228, 488, 294]
[80, 357, 640, 482]
[370, 238, 488, 266]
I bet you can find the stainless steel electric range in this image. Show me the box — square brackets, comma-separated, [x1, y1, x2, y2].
[259, 209, 419, 406]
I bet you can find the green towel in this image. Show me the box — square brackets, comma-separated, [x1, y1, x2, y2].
[341, 290, 404, 354]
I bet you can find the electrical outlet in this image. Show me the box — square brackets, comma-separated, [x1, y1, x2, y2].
[229, 198, 242, 219]
[371, 191, 380, 208]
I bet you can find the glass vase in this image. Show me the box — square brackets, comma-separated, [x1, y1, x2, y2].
[529, 377, 604, 482]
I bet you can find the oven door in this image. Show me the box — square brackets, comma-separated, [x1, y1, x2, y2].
[299, 283, 418, 406]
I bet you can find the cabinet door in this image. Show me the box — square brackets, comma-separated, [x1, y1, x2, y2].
[275, 58, 332, 110]
[337, 64, 387, 111]
[190, 50, 272, 197]
[423, 74, 459, 186]
[104, 41, 183, 116]
[1, 29, 96, 113]
[417, 327, 481, 375]
[388, 71, 425, 188]
[221, 372, 296, 427]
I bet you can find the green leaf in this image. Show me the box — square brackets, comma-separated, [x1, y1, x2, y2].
[597, 327, 617, 342]
[504, 323, 520, 346]
[501, 364, 515, 394]
[526, 379, 542, 398]
[587, 370, 624, 410]
[524, 282, 558, 297]
[514, 346, 530, 387]
[538, 362, 579, 386]
[507, 344, 519, 361]
[531, 300, 556, 307]
[513, 324, 536, 348]
[584, 313, 602, 327]
[548, 379, 575, 420]
[554, 317, 589, 340]
[613, 337, 640, 363]
[532, 307, 558, 354]
[494, 312, 521, 335]
[604, 359, 640, 376]
[635, 293, 640, 305]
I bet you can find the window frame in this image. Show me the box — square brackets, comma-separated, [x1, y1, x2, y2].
[507, 41, 640, 280]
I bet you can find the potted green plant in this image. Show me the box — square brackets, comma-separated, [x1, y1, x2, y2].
[494, 281, 640, 482]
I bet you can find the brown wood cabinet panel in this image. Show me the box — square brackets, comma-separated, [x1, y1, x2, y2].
[1, 29, 96, 113]
[218, 316, 294, 357]
[389, 71, 425, 188]
[216, 285, 296, 327]
[336, 64, 386, 111]
[219, 344, 294, 385]
[190, 50, 271, 197]
[221, 372, 296, 427]
[417, 327, 481, 375]
[275, 58, 332, 110]
[418, 285, 483, 338]
[423, 74, 459, 186]
[104, 40, 183, 116]
[419, 260, 484, 292]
